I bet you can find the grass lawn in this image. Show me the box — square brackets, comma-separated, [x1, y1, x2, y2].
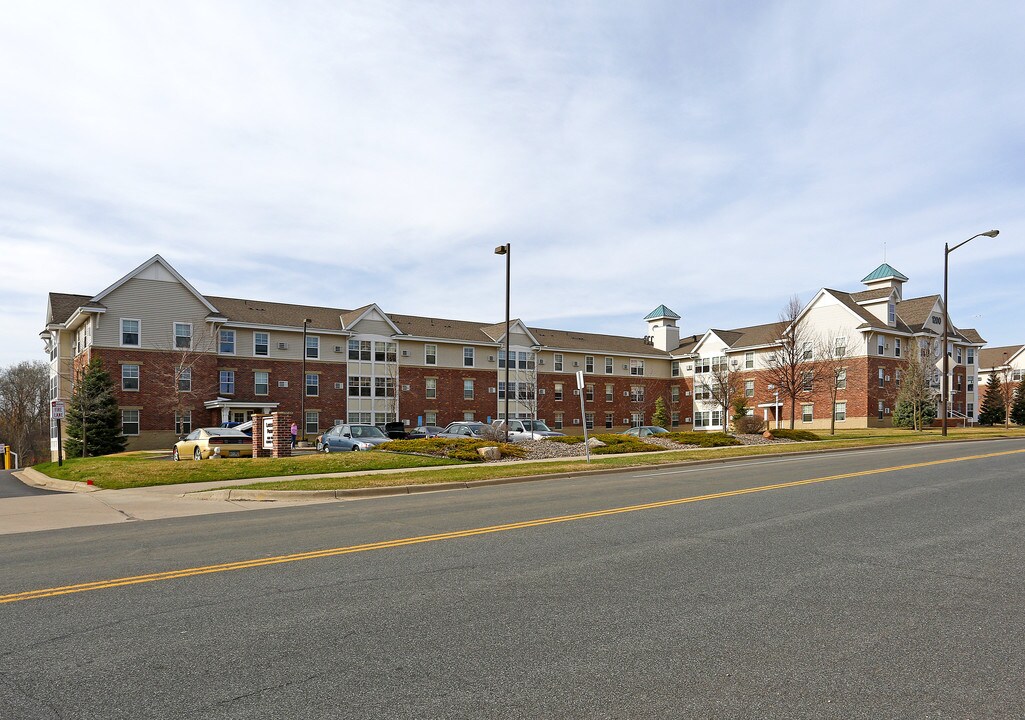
[33, 451, 462, 490]
[33, 426, 1025, 491]
[224, 426, 1025, 492]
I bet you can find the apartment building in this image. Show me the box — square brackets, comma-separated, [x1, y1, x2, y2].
[42, 256, 990, 455]
[978, 345, 1025, 403]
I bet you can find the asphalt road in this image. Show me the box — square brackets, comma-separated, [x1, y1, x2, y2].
[2, 439, 1024, 718]
[0, 469, 58, 498]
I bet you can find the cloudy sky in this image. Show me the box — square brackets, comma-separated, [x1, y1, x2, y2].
[1, 1, 1022, 366]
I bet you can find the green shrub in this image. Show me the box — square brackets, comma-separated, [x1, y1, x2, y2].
[664, 432, 741, 448]
[548, 435, 585, 444]
[591, 434, 663, 454]
[378, 438, 525, 461]
[768, 429, 822, 441]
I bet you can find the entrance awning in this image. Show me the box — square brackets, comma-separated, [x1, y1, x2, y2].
[203, 398, 279, 411]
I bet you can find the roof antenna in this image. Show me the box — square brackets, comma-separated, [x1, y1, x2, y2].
[883, 241, 887, 263]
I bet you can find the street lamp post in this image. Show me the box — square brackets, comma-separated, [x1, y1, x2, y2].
[942, 230, 999, 436]
[494, 244, 511, 441]
[301, 317, 312, 444]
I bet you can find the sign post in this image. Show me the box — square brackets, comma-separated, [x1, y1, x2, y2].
[576, 370, 590, 463]
[51, 400, 66, 467]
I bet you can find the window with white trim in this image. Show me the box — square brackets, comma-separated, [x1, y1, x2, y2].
[878, 400, 885, 420]
[745, 380, 754, 398]
[802, 404, 813, 423]
[553, 413, 564, 430]
[122, 364, 139, 391]
[554, 383, 563, 401]
[306, 335, 319, 359]
[349, 377, 372, 397]
[463, 347, 474, 367]
[374, 342, 396, 363]
[585, 412, 594, 430]
[894, 338, 901, 358]
[834, 401, 847, 422]
[554, 354, 564, 371]
[254, 371, 269, 395]
[463, 411, 475, 422]
[585, 384, 594, 402]
[671, 361, 681, 377]
[305, 411, 319, 435]
[349, 339, 371, 361]
[425, 412, 437, 425]
[802, 342, 813, 361]
[219, 329, 235, 355]
[425, 378, 437, 399]
[671, 411, 680, 428]
[745, 352, 754, 369]
[254, 332, 269, 356]
[606, 384, 615, 402]
[463, 379, 474, 400]
[837, 368, 847, 390]
[425, 344, 437, 365]
[348, 411, 372, 424]
[306, 373, 319, 396]
[122, 409, 140, 436]
[219, 370, 235, 395]
[606, 412, 614, 429]
[879, 368, 885, 387]
[174, 323, 192, 349]
[177, 368, 191, 392]
[629, 359, 644, 376]
[585, 356, 594, 373]
[967, 348, 975, 365]
[121, 319, 140, 347]
[671, 386, 680, 403]
[630, 385, 645, 402]
[878, 335, 885, 355]
[605, 357, 614, 374]
[174, 410, 191, 435]
[375, 377, 395, 397]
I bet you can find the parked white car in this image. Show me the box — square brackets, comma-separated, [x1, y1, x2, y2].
[491, 419, 565, 442]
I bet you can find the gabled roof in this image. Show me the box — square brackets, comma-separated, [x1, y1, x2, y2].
[850, 287, 894, 303]
[528, 326, 668, 355]
[644, 304, 680, 321]
[92, 254, 220, 315]
[894, 295, 940, 331]
[959, 328, 985, 344]
[861, 263, 909, 283]
[823, 289, 912, 333]
[980, 345, 1025, 369]
[339, 303, 403, 335]
[46, 292, 94, 325]
[479, 319, 541, 347]
[207, 296, 351, 329]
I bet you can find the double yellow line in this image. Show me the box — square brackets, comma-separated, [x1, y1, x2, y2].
[3, 447, 1022, 605]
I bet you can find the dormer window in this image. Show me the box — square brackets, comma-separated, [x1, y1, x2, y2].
[888, 302, 896, 325]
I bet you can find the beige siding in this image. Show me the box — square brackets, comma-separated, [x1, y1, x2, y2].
[95, 278, 212, 350]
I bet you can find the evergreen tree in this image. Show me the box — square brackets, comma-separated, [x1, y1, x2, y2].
[892, 400, 937, 430]
[652, 396, 670, 430]
[64, 358, 127, 457]
[977, 374, 1006, 426]
[1011, 378, 1025, 426]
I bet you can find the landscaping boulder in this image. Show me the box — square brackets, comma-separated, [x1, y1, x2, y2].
[586, 437, 606, 449]
[477, 446, 501, 461]
[762, 431, 775, 440]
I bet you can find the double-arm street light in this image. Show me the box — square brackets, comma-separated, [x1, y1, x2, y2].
[942, 230, 999, 436]
[494, 244, 511, 442]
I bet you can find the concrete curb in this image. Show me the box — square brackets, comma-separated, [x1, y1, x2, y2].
[14, 467, 102, 493]
[189, 436, 1019, 503]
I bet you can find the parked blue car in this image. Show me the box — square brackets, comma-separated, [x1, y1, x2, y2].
[317, 424, 392, 452]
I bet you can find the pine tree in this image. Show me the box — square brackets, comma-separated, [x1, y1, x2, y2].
[64, 358, 127, 457]
[978, 374, 1006, 426]
[1011, 378, 1025, 426]
[652, 396, 670, 430]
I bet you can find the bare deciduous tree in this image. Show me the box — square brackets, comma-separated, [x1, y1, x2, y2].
[816, 332, 852, 436]
[705, 355, 745, 432]
[0, 361, 51, 464]
[762, 295, 819, 429]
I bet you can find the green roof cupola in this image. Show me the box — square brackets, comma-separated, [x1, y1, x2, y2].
[645, 304, 680, 351]
[861, 263, 908, 300]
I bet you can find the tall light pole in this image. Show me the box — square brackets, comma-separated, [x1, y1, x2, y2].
[301, 317, 312, 444]
[494, 243, 510, 441]
[942, 230, 999, 436]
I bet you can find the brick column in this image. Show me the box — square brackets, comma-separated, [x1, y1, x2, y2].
[270, 411, 293, 458]
[252, 413, 270, 458]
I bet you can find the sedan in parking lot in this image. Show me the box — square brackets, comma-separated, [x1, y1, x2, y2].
[318, 424, 393, 452]
[173, 428, 253, 460]
[406, 425, 444, 439]
[436, 422, 491, 439]
[622, 426, 670, 438]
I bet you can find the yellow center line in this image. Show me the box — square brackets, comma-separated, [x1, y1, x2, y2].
[4, 447, 1022, 605]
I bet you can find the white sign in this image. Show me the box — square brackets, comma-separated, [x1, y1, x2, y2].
[263, 417, 274, 447]
[51, 400, 66, 420]
[575, 370, 585, 390]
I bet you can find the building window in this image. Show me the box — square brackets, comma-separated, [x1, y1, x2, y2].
[375, 377, 395, 397]
[802, 372, 813, 392]
[178, 368, 191, 392]
[671, 411, 680, 428]
[306, 335, 319, 359]
[605, 357, 614, 374]
[837, 368, 847, 390]
[425, 412, 437, 425]
[630, 359, 644, 376]
[254, 332, 269, 356]
[894, 338, 901, 358]
[219, 329, 235, 355]
[585, 356, 594, 373]
[463, 347, 474, 367]
[585, 412, 594, 430]
[305, 411, 319, 435]
[463, 379, 474, 400]
[554, 354, 563, 371]
[834, 401, 847, 422]
[711, 409, 722, 428]
[967, 348, 975, 365]
[878, 336, 885, 355]
[745, 380, 754, 398]
[968, 375, 975, 392]
[895, 370, 901, 387]
[553, 413, 564, 430]
[554, 383, 563, 401]
[956, 346, 963, 364]
[255, 371, 269, 395]
[879, 368, 885, 388]
[375, 342, 397, 363]
[606, 384, 615, 402]
[694, 411, 710, 428]
[349, 339, 371, 361]
[672, 361, 681, 377]
[219, 370, 235, 395]
[121, 319, 140, 347]
[745, 352, 754, 369]
[888, 303, 896, 324]
[671, 386, 680, 403]
[426, 378, 437, 399]
[121, 364, 139, 391]
[347, 377, 371, 397]
[585, 384, 594, 402]
[174, 323, 192, 349]
[631, 412, 644, 427]
[605, 412, 614, 429]
[174, 410, 191, 435]
[121, 409, 140, 436]
[630, 385, 645, 402]
[802, 342, 813, 361]
[695, 358, 711, 374]
[463, 411, 475, 422]
[878, 400, 885, 420]
[306, 374, 319, 396]
[425, 344, 437, 365]
[802, 404, 813, 423]
[347, 411, 371, 424]
[967, 402, 975, 416]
